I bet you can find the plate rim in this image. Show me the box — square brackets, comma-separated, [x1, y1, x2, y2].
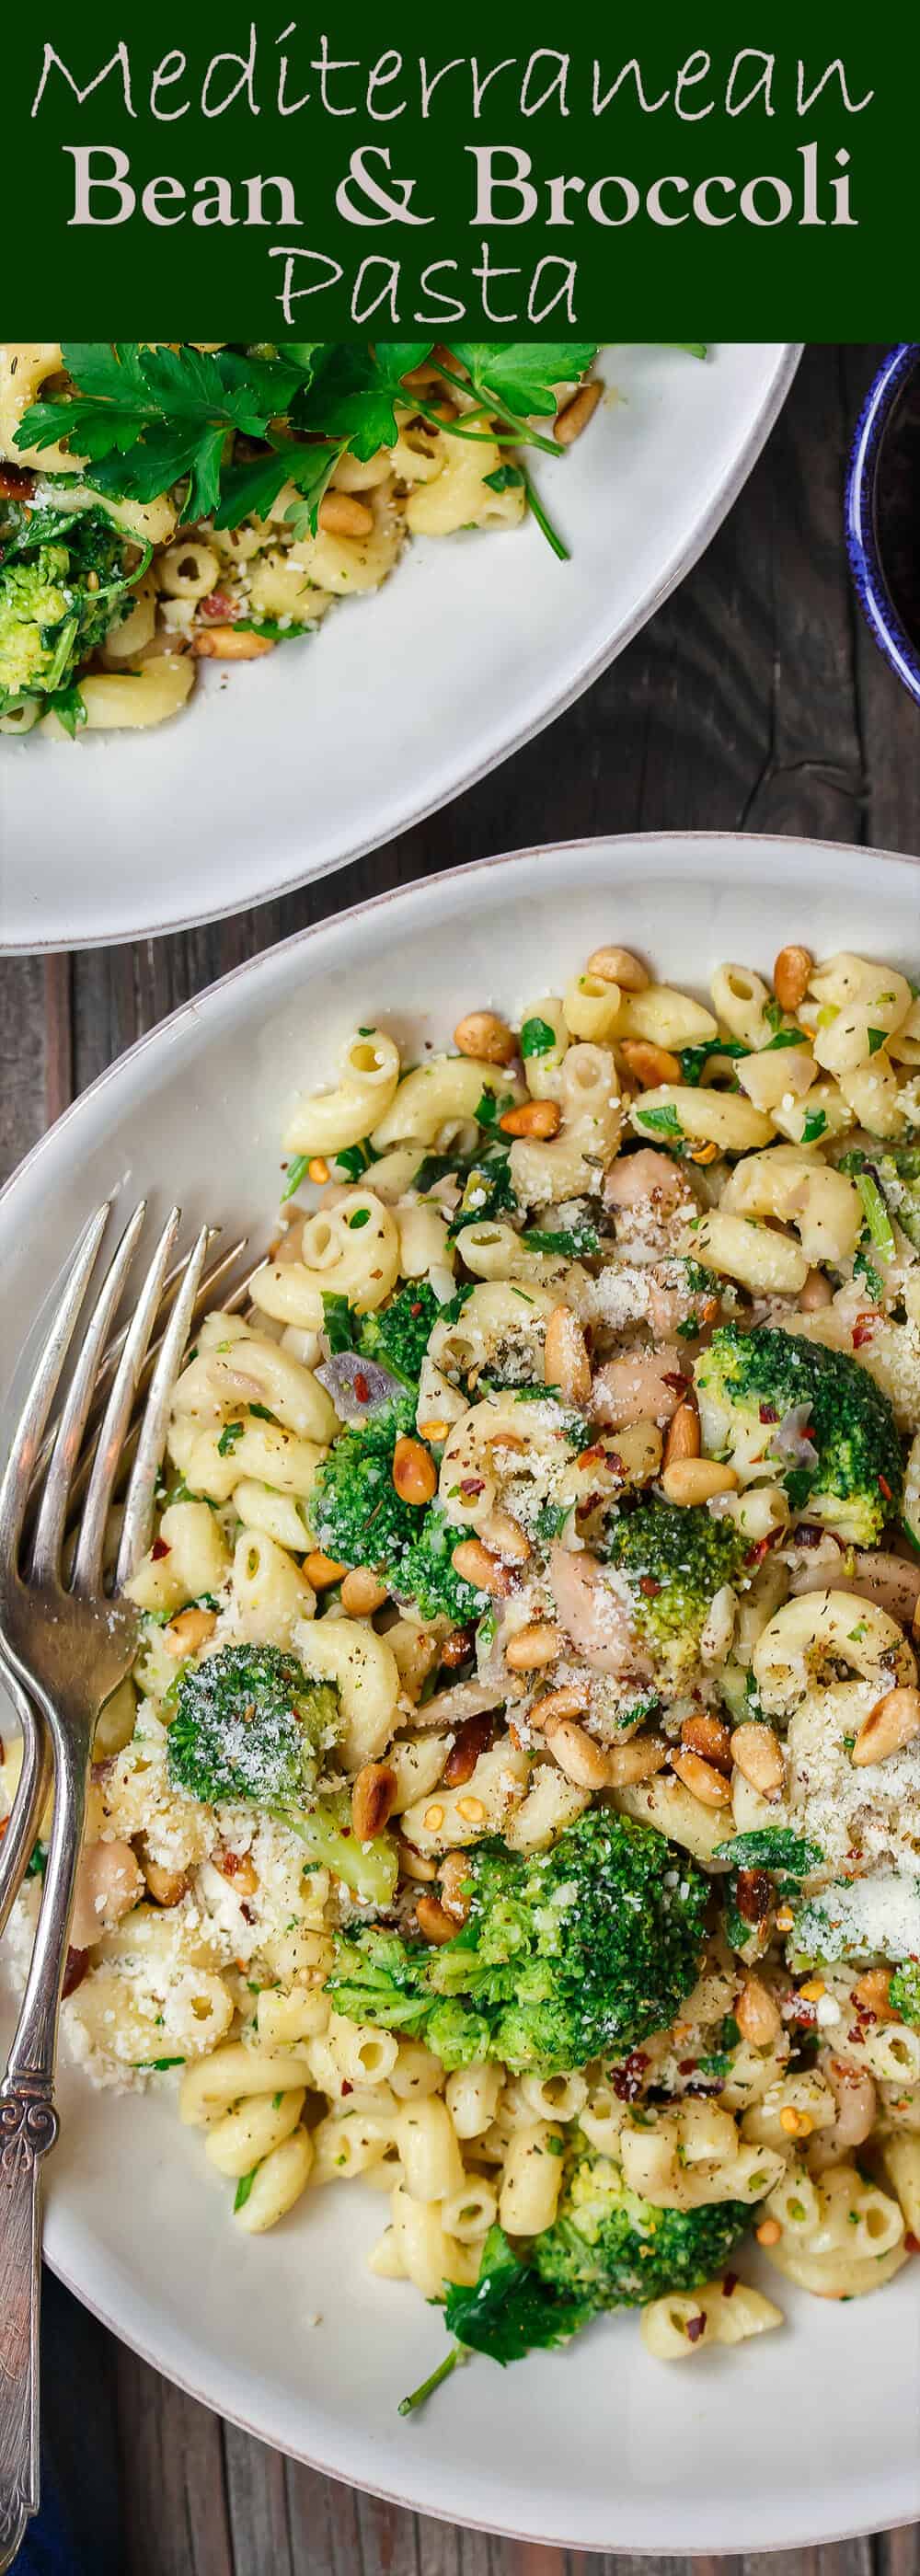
[2, 345, 802, 954]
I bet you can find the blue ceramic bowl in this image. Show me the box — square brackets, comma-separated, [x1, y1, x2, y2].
[846, 343, 920, 707]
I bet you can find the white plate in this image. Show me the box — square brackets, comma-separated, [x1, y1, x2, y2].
[0, 347, 799, 952]
[2, 831, 918, 2552]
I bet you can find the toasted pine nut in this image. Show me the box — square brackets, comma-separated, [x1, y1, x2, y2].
[530, 1685, 590, 1731]
[351, 1763, 397, 1841]
[554, 381, 603, 445]
[730, 1721, 785, 1800]
[619, 1039, 682, 1087]
[852, 1685, 920, 1767]
[213, 1847, 259, 1896]
[439, 1849, 473, 1922]
[671, 1748, 732, 1808]
[392, 1437, 437, 1506]
[799, 1267, 833, 1312]
[663, 1402, 700, 1471]
[304, 1549, 347, 1588]
[416, 1892, 461, 1944]
[142, 1857, 189, 1908]
[163, 1604, 218, 1658]
[544, 1303, 592, 1406]
[340, 1568, 389, 1616]
[318, 492, 374, 538]
[604, 1734, 669, 1787]
[453, 1010, 517, 1066]
[545, 1717, 612, 1789]
[397, 1835, 438, 1882]
[854, 1968, 895, 2019]
[587, 945, 649, 993]
[735, 1974, 782, 2046]
[756, 2218, 782, 2248]
[442, 1711, 494, 1788]
[680, 1711, 732, 1773]
[773, 945, 812, 1013]
[307, 1156, 329, 1185]
[505, 1621, 561, 1673]
[661, 1458, 739, 1506]
[499, 1099, 561, 1141]
[439, 1625, 477, 1671]
[191, 626, 274, 660]
[451, 1539, 513, 1597]
[482, 1509, 531, 1565]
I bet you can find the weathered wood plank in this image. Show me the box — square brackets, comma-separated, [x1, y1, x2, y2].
[116, 2345, 235, 2576]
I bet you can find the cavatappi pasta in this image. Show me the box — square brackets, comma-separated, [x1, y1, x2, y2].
[5, 934, 920, 2407]
[0, 339, 609, 740]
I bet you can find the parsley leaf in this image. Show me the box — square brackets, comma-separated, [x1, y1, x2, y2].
[322, 1292, 355, 1353]
[449, 346, 597, 419]
[398, 2225, 590, 2413]
[281, 1154, 310, 1203]
[523, 1222, 601, 1258]
[520, 1016, 558, 1059]
[635, 1104, 684, 1139]
[234, 2168, 258, 2212]
[216, 1420, 245, 1457]
[800, 1109, 827, 1144]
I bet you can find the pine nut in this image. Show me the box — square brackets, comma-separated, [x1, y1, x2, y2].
[439, 1625, 477, 1671]
[681, 1711, 732, 1773]
[604, 1734, 670, 1787]
[799, 1268, 833, 1312]
[482, 1509, 531, 1564]
[304, 1549, 347, 1587]
[340, 1567, 389, 1616]
[453, 1011, 517, 1066]
[439, 1850, 473, 1922]
[854, 1968, 895, 2019]
[307, 1156, 329, 1185]
[852, 1685, 920, 1766]
[505, 1621, 562, 1672]
[192, 627, 274, 660]
[451, 1539, 513, 1596]
[142, 1857, 189, 1908]
[442, 1711, 494, 1788]
[735, 1974, 782, 2046]
[351, 1762, 397, 1841]
[661, 1458, 739, 1506]
[214, 1847, 259, 1896]
[416, 1893, 461, 1944]
[671, 1748, 732, 1807]
[756, 2218, 781, 2248]
[392, 1437, 437, 1506]
[499, 1099, 561, 1141]
[317, 492, 374, 538]
[530, 1685, 590, 1730]
[544, 1303, 592, 1407]
[773, 945, 813, 1013]
[730, 1722, 785, 1799]
[397, 1835, 437, 1882]
[619, 1040, 682, 1087]
[663, 1402, 700, 1470]
[545, 1717, 612, 1789]
[163, 1604, 218, 1658]
[587, 945, 649, 993]
[554, 381, 603, 445]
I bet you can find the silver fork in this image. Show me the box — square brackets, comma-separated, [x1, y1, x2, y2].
[0, 1202, 210, 2571]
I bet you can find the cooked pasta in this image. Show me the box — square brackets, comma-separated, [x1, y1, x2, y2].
[4, 930, 920, 2419]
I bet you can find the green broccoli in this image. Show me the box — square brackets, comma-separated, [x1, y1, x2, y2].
[310, 1397, 484, 1621]
[891, 1961, 920, 2026]
[695, 1324, 903, 1547]
[842, 1146, 920, 1255]
[533, 2136, 755, 2306]
[603, 1499, 744, 1681]
[0, 501, 148, 724]
[357, 1282, 441, 1388]
[328, 1807, 708, 2075]
[167, 1643, 339, 1814]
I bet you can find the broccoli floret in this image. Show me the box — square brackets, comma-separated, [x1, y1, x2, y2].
[603, 1498, 743, 1681]
[310, 1397, 484, 1621]
[0, 503, 146, 721]
[328, 1807, 707, 2075]
[695, 1324, 903, 1547]
[891, 1960, 920, 2026]
[533, 2137, 754, 2307]
[167, 1643, 339, 1814]
[357, 1282, 441, 1387]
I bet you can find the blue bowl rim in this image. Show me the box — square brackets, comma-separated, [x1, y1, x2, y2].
[846, 341, 920, 708]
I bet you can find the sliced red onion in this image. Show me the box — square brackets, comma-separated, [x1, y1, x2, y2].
[770, 1401, 819, 1467]
[315, 1351, 402, 1423]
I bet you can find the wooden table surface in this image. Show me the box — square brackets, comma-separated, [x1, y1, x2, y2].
[3, 341, 919, 2574]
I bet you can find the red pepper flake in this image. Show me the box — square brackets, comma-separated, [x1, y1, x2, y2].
[459, 1477, 485, 1499]
[878, 1473, 893, 1501]
[678, 2059, 698, 2076]
[577, 1444, 607, 1470]
[852, 1317, 876, 1350]
[409, 1302, 422, 1317]
[638, 1575, 661, 1597]
[721, 2271, 738, 2298]
[684, 2312, 707, 2344]
[611, 2049, 650, 2102]
[353, 1372, 371, 1404]
[662, 1372, 687, 1393]
[743, 1535, 771, 1568]
[151, 1536, 170, 1561]
[905, 2233, 920, 2256]
[340, 2079, 353, 2098]
[759, 1402, 779, 1423]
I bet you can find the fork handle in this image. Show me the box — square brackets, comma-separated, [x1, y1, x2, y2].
[0, 2073, 58, 2571]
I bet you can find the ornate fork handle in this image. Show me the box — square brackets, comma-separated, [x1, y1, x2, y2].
[0, 2073, 59, 2572]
